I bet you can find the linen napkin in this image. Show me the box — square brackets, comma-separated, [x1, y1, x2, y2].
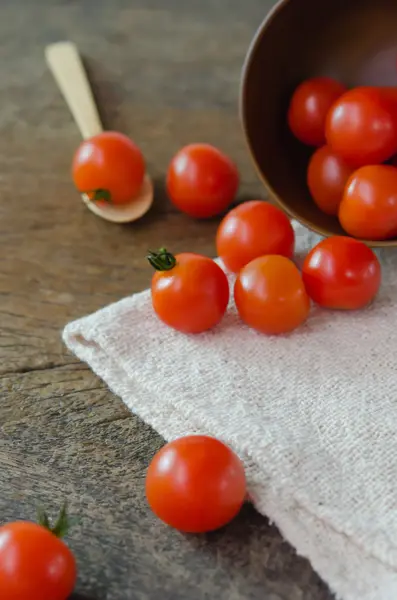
[63, 221, 397, 600]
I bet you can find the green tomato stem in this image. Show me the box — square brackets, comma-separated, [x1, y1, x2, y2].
[147, 248, 177, 271]
[37, 501, 74, 538]
[83, 189, 112, 203]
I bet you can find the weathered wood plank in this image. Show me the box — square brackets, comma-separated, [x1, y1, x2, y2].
[0, 0, 332, 598]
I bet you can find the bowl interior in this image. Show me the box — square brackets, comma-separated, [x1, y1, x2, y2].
[241, 0, 397, 246]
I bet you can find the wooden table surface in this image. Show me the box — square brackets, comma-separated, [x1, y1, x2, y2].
[0, 1, 332, 598]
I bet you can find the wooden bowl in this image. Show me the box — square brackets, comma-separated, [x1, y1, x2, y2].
[240, 0, 397, 247]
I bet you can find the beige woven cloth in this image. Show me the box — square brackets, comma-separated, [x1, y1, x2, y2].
[63, 222, 397, 600]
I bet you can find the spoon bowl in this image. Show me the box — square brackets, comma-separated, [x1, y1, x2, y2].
[81, 174, 153, 223]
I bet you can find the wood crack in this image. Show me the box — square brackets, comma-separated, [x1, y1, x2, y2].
[0, 361, 82, 378]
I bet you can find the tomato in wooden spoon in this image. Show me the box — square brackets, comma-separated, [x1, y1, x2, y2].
[72, 131, 145, 204]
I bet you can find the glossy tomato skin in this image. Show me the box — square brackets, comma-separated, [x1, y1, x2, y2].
[151, 253, 229, 333]
[288, 77, 346, 147]
[325, 87, 397, 167]
[0, 521, 77, 600]
[166, 144, 239, 218]
[234, 255, 310, 335]
[72, 131, 145, 204]
[339, 165, 397, 240]
[307, 145, 354, 215]
[146, 435, 246, 533]
[302, 236, 381, 310]
[216, 200, 295, 273]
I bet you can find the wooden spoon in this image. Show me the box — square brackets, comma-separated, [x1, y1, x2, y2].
[45, 41, 153, 223]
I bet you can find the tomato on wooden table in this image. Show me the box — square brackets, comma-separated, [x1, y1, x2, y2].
[326, 87, 397, 167]
[234, 255, 310, 335]
[216, 200, 295, 273]
[307, 145, 354, 215]
[72, 131, 145, 204]
[0, 507, 77, 600]
[339, 165, 397, 240]
[288, 77, 346, 147]
[302, 236, 381, 310]
[148, 248, 229, 334]
[146, 435, 246, 533]
[166, 143, 239, 218]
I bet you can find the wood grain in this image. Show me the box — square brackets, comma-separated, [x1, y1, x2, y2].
[0, 0, 332, 598]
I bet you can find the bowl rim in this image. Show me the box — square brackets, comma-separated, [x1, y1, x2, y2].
[239, 0, 396, 248]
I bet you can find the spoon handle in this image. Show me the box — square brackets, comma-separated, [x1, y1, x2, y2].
[45, 41, 103, 139]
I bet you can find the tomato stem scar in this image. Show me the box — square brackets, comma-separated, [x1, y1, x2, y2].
[147, 248, 177, 271]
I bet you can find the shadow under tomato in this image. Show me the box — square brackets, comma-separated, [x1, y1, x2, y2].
[69, 594, 99, 600]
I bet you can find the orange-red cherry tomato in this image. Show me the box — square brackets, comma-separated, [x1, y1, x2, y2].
[72, 131, 145, 205]
[216, 200, 295, 273]
[339, 165, 397, 240]
[326, 87, 397, 167]
[146, 435, 246, 533]
[288, 77, 346, 147]
[148, 249, 229, 333]
[166, 143, 239, 218]
[302, 236, 381, 310]
[0, 521, 76, 600]
[307, 145, 354, 215]
[234, 255, 310, 335]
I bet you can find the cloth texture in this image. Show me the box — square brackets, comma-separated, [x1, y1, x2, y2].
[63, 222, 397, 600]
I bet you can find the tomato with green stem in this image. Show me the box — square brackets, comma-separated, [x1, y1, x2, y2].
[234, 255, 310, 335]
[148, 248, 229, 334]
[288, 77, 346, 147]
[0, 503, 77, 600]
[302, 236, 381, 310]
[146, 435, 246, 533]
[72, 131, 145, 204]
[166, 143, 239, 218]
[216, 200, 295, 273]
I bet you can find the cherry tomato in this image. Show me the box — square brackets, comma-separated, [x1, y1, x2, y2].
[146, 435, 246, 533]
[302, 236, 381, 310]
[148, 248, 229, 333]
[216, 200, 295, 273]
[307, 145, 354, 215]
[234, 255, 310, 335]
[288, 77, 346, 147]
[339, 165, 397, 240]
[72, 131, 145, 204]
[0, 521, 76, 600]
[325, 87, 397, 167]
[166, 143, 239, 218]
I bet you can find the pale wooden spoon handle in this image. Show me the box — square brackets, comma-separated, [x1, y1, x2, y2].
[45, 41, 103, 139]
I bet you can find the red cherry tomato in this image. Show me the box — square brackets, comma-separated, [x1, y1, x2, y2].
[326, 87, 397, 167]
[339, 165, 397, 240]
[302, 236, 381, 310]
[0, 521, 76, 600]
[166, 143, 239, 218]
[288, 77, 346, 147]
[72, 131, 145, 204]
[146, 435, 246, 533]
[307, 145, 354, 215]
[234, 255, 310, 335]
[216, 200, 295, 273]
[148, 248, 229, 334]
